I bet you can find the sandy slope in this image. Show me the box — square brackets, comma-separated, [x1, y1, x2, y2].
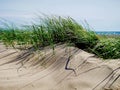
[0, 43, 120, 90]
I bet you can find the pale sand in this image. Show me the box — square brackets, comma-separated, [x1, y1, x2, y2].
[0, 43, 120, 90]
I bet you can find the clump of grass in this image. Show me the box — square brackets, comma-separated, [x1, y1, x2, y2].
[0, 28, 17, 47]
[91, 37, 120, 59]
[34, 15, 99, 49]
[0, 26, 31, 48]
[0, 15, 98, 49]
[0, 15, 120, 59]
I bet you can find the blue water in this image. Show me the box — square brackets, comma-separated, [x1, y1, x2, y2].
[95, 31, 120, 35]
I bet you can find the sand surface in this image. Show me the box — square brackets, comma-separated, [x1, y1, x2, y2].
[0, 43, 120, 90]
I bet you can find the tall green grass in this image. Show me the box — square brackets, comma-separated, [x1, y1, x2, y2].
[0, 16, 98, 49]
[0, 15, 120, 59]
[92, 37, 120, 59]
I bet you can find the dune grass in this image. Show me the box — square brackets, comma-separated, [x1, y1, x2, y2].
[92, 37, 120, 59]
[0, 15, 120, 59]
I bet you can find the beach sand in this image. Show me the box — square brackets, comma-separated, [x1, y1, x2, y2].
[0, 43, 120, 90]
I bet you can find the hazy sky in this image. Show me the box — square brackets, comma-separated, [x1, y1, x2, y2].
[0, 0, 120, 31]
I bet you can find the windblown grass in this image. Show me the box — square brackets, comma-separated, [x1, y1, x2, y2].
[0, 16, 98, 49]
[0, 15, 120, 59]
[92, 37, 120, 59]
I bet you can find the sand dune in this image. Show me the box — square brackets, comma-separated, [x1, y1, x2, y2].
[0, 43, 120, 90]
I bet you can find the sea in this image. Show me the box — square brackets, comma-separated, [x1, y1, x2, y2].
[95, 31, 120, 35]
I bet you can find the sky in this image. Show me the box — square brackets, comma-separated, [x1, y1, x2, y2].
[0, 0, 120, 31]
